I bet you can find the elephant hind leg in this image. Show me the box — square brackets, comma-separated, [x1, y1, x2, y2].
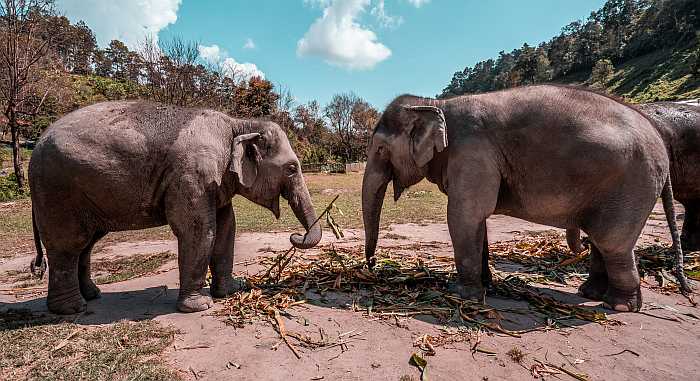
[78, 231, 107, 301]
[577, 243, 608, 301]
[585, 223, 644, 312]
[681, 201, 700, 252]
[47, 250, 86, 315]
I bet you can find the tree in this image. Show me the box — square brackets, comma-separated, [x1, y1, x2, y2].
[589, 58, 615, 86]
[0, 0, 61, 191]
[324, 93, 356, 162]
[105, 39, 130, 80]
[93, 48, 112, 77]
[350, 100, 379, 160]
[323, 93, 378, 163]
[41, 16, 95, 74]
[139, 36, 204, 106]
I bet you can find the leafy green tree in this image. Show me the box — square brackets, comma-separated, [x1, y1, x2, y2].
[589, 58, 615, 86]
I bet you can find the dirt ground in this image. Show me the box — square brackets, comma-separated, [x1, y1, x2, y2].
[1, 201, 699, 381]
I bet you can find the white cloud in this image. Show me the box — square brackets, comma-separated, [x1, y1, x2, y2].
[297, 0, 391, 70]
[371, 0, 403, 29]
[198, 44, 265, 82]
[57, 0, 181, 49]
[198, 44, 222, 61]
[407, 0, 430, 7]
[243, 38, 256, 50]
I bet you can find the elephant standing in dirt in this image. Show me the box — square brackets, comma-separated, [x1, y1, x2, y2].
[567, 102, 700, 255]
[29, 101, 321, 314]
[362, 85, 684, 312]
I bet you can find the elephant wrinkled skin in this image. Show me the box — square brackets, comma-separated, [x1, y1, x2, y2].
[567, 102, 700, 254]
[362, 85, 682, 312]
[29, 101, 322, 315]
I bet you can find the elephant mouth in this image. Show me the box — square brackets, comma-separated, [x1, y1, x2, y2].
[392, 172, 405, 201]
[270, 196, 280, 219]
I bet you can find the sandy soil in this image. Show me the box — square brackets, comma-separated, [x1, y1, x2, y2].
[1, 202, 699, 381]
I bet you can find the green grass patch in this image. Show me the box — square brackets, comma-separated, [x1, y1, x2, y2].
[0, 173, 26, 202]
[0, 314, 180, 380]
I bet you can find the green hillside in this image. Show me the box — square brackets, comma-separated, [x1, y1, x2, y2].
[604, 46, 699, 102]
[439, 0, 699, 103]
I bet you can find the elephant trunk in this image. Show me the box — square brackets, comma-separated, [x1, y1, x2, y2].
[288, 180, 322, 249]
[362, 161, 391, 268]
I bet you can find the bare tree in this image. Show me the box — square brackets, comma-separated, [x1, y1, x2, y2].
[159, 36, 199, 106]
[0, 0, 59, 191]
[323, 93, 378, 162]
[324, 92, 357, 162]
[351, 99, 380, 160]
[139, 35, 201, 106]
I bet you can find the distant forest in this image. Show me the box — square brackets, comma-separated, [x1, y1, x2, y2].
[439, 0, 699, 101]
[0, 0, 378, 183]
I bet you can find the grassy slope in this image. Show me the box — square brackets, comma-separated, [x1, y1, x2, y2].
[558, 44, 699, 102]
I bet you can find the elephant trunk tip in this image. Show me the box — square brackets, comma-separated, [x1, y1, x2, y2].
[289, 221, 322, 249]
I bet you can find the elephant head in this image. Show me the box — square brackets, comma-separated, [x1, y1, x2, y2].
[362, 100, 448, 266]
[232, 122, 322, 249]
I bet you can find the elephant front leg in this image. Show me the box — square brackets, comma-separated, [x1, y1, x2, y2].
[168, 194, 217, 313]
[448, 211, 489, 303]
[209, 204, 242, 298]
[446, 161, 499, 303]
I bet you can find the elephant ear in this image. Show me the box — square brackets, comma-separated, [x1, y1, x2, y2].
[230, 132, 261, 188]
[404, 105, 448, 168]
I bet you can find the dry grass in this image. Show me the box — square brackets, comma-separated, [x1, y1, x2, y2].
[215, 236, 616, 356]
[93, 251, 177, 285]
[0, 198, 34, 259]
[0, 252, 176, 288]
[0, 310, 179, 380]
[506, 347, 526, 363]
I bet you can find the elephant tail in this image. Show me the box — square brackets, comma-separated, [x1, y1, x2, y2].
[30, 206, 47, 280]
[661, 175, 692, 295]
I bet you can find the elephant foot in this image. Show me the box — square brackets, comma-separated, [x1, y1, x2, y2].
[602, 286, 642, 312]
[47, 287, 87, 315]
[177, 289, 214, 313]
[449, 282, 485, 304]
[79, 278, 102, 301]
[211, 276, 250, 299]
[577, 274, 608, 301]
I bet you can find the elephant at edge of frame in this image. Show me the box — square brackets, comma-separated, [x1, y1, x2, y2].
[361, 85, 688, 312]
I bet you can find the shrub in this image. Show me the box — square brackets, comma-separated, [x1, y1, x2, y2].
[0, 173, 25, 202]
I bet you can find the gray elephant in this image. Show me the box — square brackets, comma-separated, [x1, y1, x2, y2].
[362, 85, 683, 312]
[567, 102, 700, 255]
[29, 101, 321, 314]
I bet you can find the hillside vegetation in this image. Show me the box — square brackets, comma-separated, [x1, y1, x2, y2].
[440, 0, 699, 102]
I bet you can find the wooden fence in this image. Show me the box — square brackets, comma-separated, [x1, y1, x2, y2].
[301, 162, 366, 174]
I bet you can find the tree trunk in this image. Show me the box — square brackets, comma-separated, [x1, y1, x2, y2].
[8, 107, 26, 192]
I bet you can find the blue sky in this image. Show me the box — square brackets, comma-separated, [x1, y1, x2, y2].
[58, 0, 607, 109]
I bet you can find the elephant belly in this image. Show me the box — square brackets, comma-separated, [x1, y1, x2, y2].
[494, 188, 577, 229]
